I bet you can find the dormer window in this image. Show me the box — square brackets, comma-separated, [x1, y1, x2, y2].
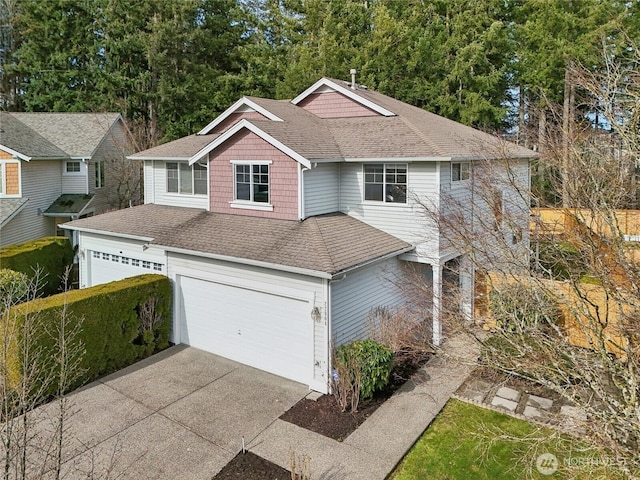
[364, 164, 407, 203]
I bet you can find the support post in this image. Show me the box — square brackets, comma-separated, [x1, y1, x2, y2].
[432, 262, 442, 346]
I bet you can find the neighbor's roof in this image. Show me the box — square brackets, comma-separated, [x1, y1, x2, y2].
[131, 77, 536, 163]
[10, 112, 122, 159]
[129, 134, 219, 160]
[0, 112, 68, 160]
[62, 204, 413, 276]
[0, 197, 29, 227]
[43, 194, 94, 217]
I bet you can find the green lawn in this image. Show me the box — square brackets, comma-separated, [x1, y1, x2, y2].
[391, 399, 622, 480]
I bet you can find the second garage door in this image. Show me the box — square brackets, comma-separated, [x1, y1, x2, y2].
[178, 275, 311, 385]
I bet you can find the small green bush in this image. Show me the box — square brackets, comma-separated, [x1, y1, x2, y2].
[0, 237, 73, 296]
[335, 339, 393, 400]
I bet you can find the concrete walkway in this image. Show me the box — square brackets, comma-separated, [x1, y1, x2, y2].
[249, 333, 479, 480]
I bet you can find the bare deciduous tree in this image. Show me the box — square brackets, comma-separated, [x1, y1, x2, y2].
[409, 37, 640, 478]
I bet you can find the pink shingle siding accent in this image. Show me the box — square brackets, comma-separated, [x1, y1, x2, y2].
[209, 130, 299, 220]
[211, 111, 268, 133]
[299, 92, 379, 118]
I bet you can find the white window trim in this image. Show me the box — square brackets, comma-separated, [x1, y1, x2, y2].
[166, 161, 208, 196]
[230, 160, 273, 208]
[0, 160, 21, 198]
[362, 163, 408, 204]
[64, 160, 84, 176]
[229, 200, 274, 212]
[95, 160, 105, 188]
[451, 161, 471, 183]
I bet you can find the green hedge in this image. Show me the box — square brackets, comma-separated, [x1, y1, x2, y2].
[0, 236, 74, 296]
[8, 274, 171, 395]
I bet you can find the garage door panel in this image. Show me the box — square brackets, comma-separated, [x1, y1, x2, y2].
[88, 251, 164, 286]
[179, 276, 311, 385]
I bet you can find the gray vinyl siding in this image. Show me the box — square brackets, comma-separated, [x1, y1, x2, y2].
[339, 162, 440, 260]
[1, 160, 62, 247]
[92, 119, 139, 213]
[61, 162, 88, 194]
[330, 257, 405, 345]
[303, 163, 339, 217]
[147, 160, 208, 209]
[166, 252, 329, 392]
[439, 161, 473, 259]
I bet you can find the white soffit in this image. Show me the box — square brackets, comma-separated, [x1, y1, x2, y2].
[198, 97, 284, 135]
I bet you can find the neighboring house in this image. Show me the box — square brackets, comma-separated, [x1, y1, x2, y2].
[0, 112, 137, 248]
[62, 77, 534, 393]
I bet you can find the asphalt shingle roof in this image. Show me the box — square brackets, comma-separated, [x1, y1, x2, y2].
[10, 112, 121, 158]
[63, 204, 412, 275]
[43, 194, 94, 216]
[0, 197, 29, 227]
[129, 134, 218, 159]
[130, 78, 536, 162]
[0, 112, 68, 159]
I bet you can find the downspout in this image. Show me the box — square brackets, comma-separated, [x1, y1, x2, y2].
[299, 163, 309, 220]
[433, 161, 442, 346]
[325, 273, 347, 393]
[82, 158, 89, 194]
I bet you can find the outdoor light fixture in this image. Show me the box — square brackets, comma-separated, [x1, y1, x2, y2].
[311, 307, 321, 322]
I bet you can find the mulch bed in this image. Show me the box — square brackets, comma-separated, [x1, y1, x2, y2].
[212, 350, 432, 479]
[280, 349, 431, 441]
[212, 451, 290, 480]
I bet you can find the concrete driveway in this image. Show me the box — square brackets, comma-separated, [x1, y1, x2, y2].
[29, 345, 308, 479]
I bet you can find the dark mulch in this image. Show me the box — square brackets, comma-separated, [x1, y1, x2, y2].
[280, 349, 431, 441]
[212, 451, 290, 480]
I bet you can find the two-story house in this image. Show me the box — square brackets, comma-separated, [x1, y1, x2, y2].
[62, 78, 534, 393]
[0, 112, 137, 248]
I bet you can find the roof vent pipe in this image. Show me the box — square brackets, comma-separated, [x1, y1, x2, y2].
[350, 69, 357, 90]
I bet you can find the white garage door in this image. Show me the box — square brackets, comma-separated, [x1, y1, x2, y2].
[179, 276, 311, 385]
[88, 250, 164, 286]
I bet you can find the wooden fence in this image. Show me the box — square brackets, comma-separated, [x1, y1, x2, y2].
[532, 208, 640, 238]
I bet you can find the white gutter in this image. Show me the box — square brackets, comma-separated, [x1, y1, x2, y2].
[330, 244, 415, 279]
[344, 156, 451, 162]
[156, 243, 333, 279]
[59, 224, 154, 243]
[127, 156, 191, 161]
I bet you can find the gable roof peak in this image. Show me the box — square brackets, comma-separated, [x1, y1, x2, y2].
[291, 77, 396, 117]
[198, 96, 284, 135]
